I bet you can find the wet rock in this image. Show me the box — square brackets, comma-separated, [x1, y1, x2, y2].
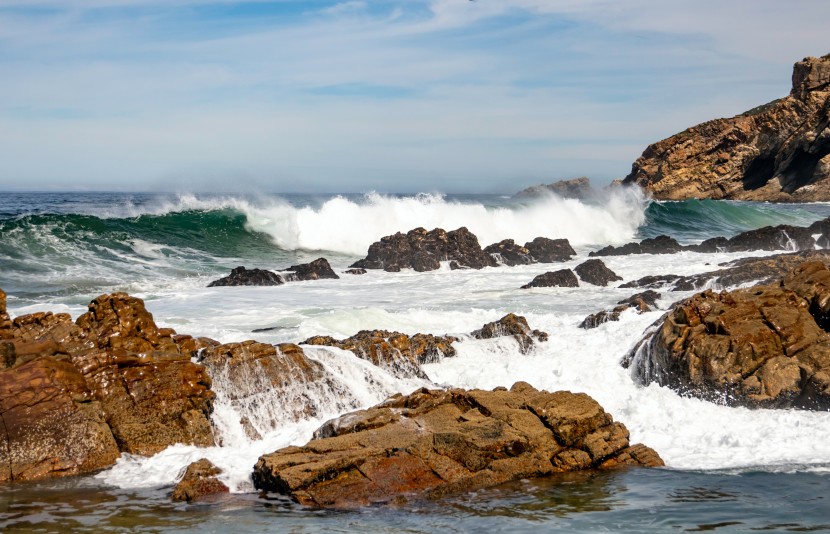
[208, 266, 283, 287]
[514, 177, 594, 199]
[590, 235, 684, 257]
[303, 331, 458, 379]
[524, 237, 576, 263]
[574, 260, 622, 287]
[281, 258, 339, 281]
[252, 383, 663, 507]
[345, 268, 367, 275]
[521, 270, 579, 289]
[171, 459, 229, 503]
[580, 291, 661, 329]
[484, 239, 534, 266]
[627, 260, 830, 409]
[471, 314, 548, 354]
[0, 288, 11, 338]
[720, 224, 815, 252]
[351, 227, 497, 272]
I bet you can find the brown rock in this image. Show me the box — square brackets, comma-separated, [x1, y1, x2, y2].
[252, 383, 662, 507]
[623, 54, 830, 202]
[471, 314, 548, 354]
[0, 288, 11, 339]
[521, 269, 579, 289]
[575, 259, 622, 287]
[171, 459, 229, 503]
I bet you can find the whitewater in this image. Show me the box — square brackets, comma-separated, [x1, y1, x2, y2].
[4, 190, 830, 532]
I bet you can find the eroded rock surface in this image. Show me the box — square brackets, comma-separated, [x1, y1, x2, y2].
[252, 383, 663, 507]
[171, 459, 229, 503]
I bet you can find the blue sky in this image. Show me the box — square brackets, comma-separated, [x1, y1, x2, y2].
[0, 0, 828, 193]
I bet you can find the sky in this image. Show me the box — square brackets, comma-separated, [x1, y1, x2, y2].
[0, 0, 828, 194]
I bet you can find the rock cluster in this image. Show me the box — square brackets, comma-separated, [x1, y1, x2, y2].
[252, 383, 663, 507]
[622, 54, 830, 202]
[208, 258, 338, 287]
[627, 260, 830, 409]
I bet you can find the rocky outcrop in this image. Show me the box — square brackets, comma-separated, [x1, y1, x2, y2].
[208, 266, 283, 287]
[351, 227, 497, 272]
[580, 291, 661, 329]
[515, 177, 594, 199]
[524, 237, 576, 263]
[484, 240, 534, 266]
[252, 383, 663, 507]
[627, 260, 830, 409]
[302, 331, 458, 380]
[520, 269, 579, 289]
[591, 235, 684, 257]
[623, 54, 830, 202]
[281, 258, 339, 281]
[574, 260, 622, 287]
[471, 314, 548, 354]
[171, 459, 229, 503]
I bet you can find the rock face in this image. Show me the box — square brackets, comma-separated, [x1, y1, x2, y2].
[351, 227, 497, 272]
[171, 459, 229, 503]
[623, 54, 830, 202]
[515, 177, 594, 199]
[574, 260, 622, 287]
[302, 331, 458, 380]
[208, 266, 283, 287]
[580, 291, 661, 329]
[471, 314, 548, 354]
[281, 258, 339, 281]
[627, 260, 830, 409]
[252, 383, 663, 507]
[521, 269, 579, 289]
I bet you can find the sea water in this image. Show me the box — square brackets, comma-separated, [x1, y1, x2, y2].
[2, 191, 830, 532]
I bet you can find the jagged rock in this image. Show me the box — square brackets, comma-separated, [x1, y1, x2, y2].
[208, 266, 283, 287]
[484, 240, 534, 266]
[252, 383, 663, 507]
[514, 177, 594, 199]
[590, 235, 684, 257]
[626, 260, 830, 409]
[171, 459, 229, 503]
[716, 224, 815, 252]
[471, 314, 548, 354]
[524, 237, 576, 263]
[574, 260, 622, 287]
[281, 258, 339, 281]
[351, 227, 497, 272]
[345, 268, 367, 275]
[580, 291, 661, 329]
[623, 54, 830, 202]
[521, 270, 579, 289]
[303, 331, 458, 379]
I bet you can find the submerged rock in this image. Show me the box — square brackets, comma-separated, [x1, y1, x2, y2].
[580, 291, 661, 329]
[208, 266, 283, 287]
[471, 313, 548, 354]
[281, 258, 340, 281]
[252, 383, 663, 507]
[345, 268, 367, 275]
[627, 260, 830, 409]
[521, 269, 579, 289]
[574, 259, 622, 287]
[171, 459, 229, 503]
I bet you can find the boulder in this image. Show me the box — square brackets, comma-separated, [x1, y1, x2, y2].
[208, 266, 283, 287]
[580, 291, 661, 329]
[524, 237, 576, 263]
[351, 227, 497, 272]
[471, 314, 548, 354]
[574, 260, 622, 287]
[171, 459, 229, 503]
[484, 239, 534, 266]
[626, 260, 830, 409]
[281, 258, 339, 281]
[252, 383, 663, 507]
[521, 270, 579, 289]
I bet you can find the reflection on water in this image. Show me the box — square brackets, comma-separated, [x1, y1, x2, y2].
[2, 468, 830, 533]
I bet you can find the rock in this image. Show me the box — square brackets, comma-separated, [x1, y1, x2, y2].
[0, 288, 11, 338]
[302, 331, 458, 379]
[622, 54, 830, 202]
[351, 227, 497, 272]
[281, 258, 339, 281]
[717, 224, 815, 252]
[514, 177, 594, 199]
[208, 266, 283, 287]
[580, 291, 661, 329]
[626, 260, 830, 409]
[471, 314, 548, 354]
[0, 356, 120, 482]
[345, 268, 367, 275]
[590, 235, 684, 257]
[521, 270, 579, 289]
[574, 259, 622, 287]
[252, 383, 663, 507]
[484, 240, 534, 266]
[524, 237, 576, 263]
[171, 459, 229, 503]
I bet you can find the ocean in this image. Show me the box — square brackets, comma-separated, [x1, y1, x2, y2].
[2, 190, 830, 532]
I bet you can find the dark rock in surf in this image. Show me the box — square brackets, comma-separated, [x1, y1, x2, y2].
[208, 266, 284, 287]
[484, 239, 534, 266]
[575, 260, 622, 287]
[524, 237, 576, 263]
[471, 313, 548, 354]
[345, 268, 367, 275]
[590, 235, 684, 257]
[580, 291, 661, 329]
[252, 383, 663, 507]
[172, 459, 229, 503]
[281, 258, 339, 281]
[521, 270, 579, 289]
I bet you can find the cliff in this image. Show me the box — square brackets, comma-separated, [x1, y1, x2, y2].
[622, 54, 830, 201]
